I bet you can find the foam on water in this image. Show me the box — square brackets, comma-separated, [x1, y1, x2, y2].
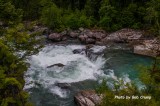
[24, 45, 134, 98]
[24, 45, 108, 97]
[90, 46, 106, 53]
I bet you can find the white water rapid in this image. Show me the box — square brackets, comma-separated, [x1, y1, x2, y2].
[24, 45, 131, 98]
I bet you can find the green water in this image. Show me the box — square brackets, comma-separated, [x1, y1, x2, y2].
[104, 49, 153, 80]
[26, 45, 153, 106]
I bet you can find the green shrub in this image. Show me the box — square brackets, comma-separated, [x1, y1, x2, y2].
[40, 3, 63, 30]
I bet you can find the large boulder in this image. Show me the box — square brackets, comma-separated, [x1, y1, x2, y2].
[134, 39, 160, 57]
[74, 90, 103, 106]
[79, 34, 88, 42]
[86, 38, 96, 44]
[48, 33, 63, 41]
[69, 31, 79, 38]
[93, 31, 106, 41]
[79, 29, 107, 44]
[102, 28, 143, 43]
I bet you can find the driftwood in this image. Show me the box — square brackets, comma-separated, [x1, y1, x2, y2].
[47, 63, 65, 68]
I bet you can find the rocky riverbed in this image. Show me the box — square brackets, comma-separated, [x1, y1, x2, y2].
[33, 25, 160, 57]
[25, 25, 159, 106]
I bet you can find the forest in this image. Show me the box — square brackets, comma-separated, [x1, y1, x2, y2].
[0, 0, 160, 106]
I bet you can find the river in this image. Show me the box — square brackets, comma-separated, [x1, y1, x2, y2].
[24, 44, 153, 106]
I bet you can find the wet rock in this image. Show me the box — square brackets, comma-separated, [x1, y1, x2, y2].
[86, 44, 94, 49]
[56, 83, 71, 89]
[73, 49, 86, 55]
[48, 33, 63, 41]
[86, 38, 96, 44]
[134, 39, 160, 57]
[47, 63, 65, 68]
[74, 90, 103, 106]
[72, 47, 95, 60]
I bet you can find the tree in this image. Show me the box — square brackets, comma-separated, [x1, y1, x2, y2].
[145, 0, 160, 35]
[99, 0, 119, 31]
[40, 2, 63, 30]
[0, 1, 42, 105]
[0, 1, 22, 25]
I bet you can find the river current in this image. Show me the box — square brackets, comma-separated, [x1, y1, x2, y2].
[24, 44, 152, 106]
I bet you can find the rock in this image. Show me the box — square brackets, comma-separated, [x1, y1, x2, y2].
[62, 36, 68, 41]
[69, 31, 79, 38]
[72, 47, 96, 60]
[48, 33, 63, 41]
[93, 32, 106, 41]
[74, 90, 103, 106]
[134, 39, 160, 57]
[86, 44, 94, 49]
[47, 63, 65, 68]
[56, 83, 71, 89]
[102, 28, 143, 43]
[78, 29, 106, 44]
[73, 49, 86, 55]
[95, 41, 104, 45]
[86, 38, 96, 44]
[79, 34, 88, 42]
[87, 31, 94, 38]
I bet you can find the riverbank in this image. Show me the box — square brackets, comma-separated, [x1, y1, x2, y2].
[30, 23, 160, 57]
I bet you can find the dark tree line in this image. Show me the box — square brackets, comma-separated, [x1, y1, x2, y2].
[1, 0, 159, 34]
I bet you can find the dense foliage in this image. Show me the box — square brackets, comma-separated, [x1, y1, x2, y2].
[3, 0, 159, 35]
[0, 0, 42, 105]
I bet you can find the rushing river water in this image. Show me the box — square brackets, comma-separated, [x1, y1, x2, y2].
[24, 44, 153, 106]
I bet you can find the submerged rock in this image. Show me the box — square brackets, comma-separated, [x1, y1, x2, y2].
[47, 63, 65, 68]
[74, 90, 103, 106]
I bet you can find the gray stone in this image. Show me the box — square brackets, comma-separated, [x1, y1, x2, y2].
[102, 28, 143, 43]
[86, 38, 96, 44]
[134, 39, 160, 57]
[74, 90, 103, 106]
[70, 31, 79, 38]
[79, 34, 88, 42]
[48, 33, 63, 41]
